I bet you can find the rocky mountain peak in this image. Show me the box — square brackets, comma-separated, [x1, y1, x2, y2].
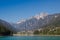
[34, 12, 48, 20]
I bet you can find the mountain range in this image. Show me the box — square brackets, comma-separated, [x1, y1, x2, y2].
[14, 13, 60, 32]
[0, 13, 60, 32]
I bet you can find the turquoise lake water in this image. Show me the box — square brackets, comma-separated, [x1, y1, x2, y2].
[0, 36, 60, 40]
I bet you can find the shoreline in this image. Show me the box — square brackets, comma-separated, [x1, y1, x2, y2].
[13, 34, 60, 36]
[0, 35, 60, 38]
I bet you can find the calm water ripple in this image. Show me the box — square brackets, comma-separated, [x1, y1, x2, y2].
[0, 36, 60, 40]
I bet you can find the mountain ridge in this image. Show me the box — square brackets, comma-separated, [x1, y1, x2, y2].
[0, 13, 60, 32]
[15, 13, 60, 32]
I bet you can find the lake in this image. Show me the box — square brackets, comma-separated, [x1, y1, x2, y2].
[0, 36, 60, 40]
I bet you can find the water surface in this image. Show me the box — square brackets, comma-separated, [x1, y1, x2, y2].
[0, 36, 60, 40]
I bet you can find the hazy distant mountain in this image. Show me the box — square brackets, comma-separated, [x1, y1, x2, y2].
[16, 13, 48, 31]
[16, 13, 60, 31]
[1, 13, 60, 32]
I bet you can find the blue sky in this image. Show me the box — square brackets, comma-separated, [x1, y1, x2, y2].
[0, 0, 60, 23]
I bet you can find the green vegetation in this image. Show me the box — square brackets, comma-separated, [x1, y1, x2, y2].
[0, 25, 13, 36]
[33, 30, 40, 35]
[33, 19, 60, 35]
[33, 27, 60, 35]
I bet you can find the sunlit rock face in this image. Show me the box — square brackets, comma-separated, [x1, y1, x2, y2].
[34, 12, 48, 20]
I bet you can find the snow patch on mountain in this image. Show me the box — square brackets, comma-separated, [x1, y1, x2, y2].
[55, 15, 58, 18]
[34, 12, 48, 20]
[17, 12, 48, 24]
[17, 19, 26, 24]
